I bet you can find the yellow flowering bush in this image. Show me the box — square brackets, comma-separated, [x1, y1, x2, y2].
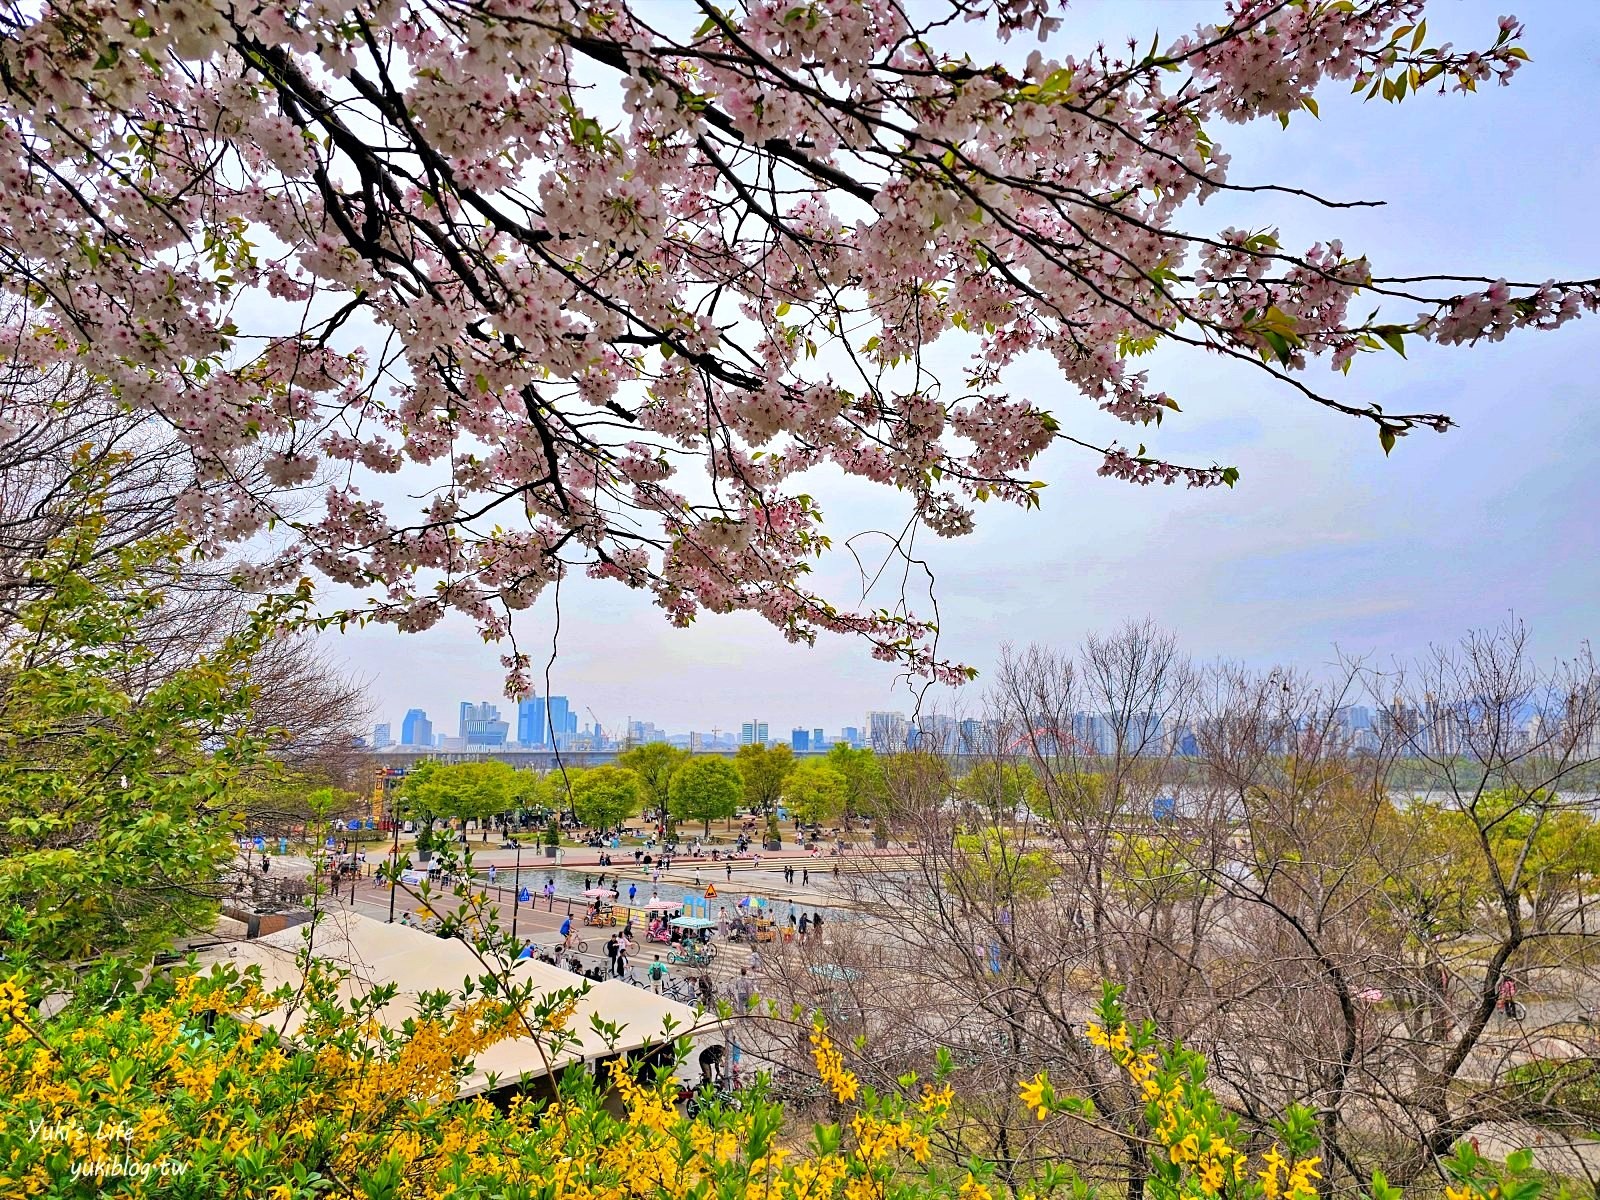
[0, 955, 967, 1200]
[1018, 985, 1541, 1200]
[0, 965, 1547, 1200]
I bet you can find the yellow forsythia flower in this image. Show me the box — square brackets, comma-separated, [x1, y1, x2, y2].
[1018, 1074, 1049, 1120]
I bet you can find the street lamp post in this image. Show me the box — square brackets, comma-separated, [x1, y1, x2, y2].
[512, 843, 523, 940]
[387, 811, 401, 923]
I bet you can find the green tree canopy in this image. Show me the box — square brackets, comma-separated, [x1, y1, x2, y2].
[536, 767, 582, 818]
[735, 743, 794, 814]
[948, 828, 1060, 904]
[826, 743, 888, 817]
[957, 762, 1041, 818]
[617, 742, 684, 819]
[668, 756, 743, 837]
[0, 476, 308, 965]
[444, 761, 517, 824]
[784, 760, 849, 826]
[395, 760, 444, 825]
[570, 765, 642, 832]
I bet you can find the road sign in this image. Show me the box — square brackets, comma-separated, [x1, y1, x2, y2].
[705, 884, 718, 898]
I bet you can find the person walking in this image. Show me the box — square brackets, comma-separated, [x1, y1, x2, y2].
[648, 955, 668, 994]
[725, 862, 732, 882]
[605, 934, 619, 976]
[798, 912, 810, 938]
[812, 910, 825, 940]
[628, 881, 638, 905]
[802, 867, 809, 887]
[488, 864, 498, 886]
[544, 878, 556, 911]
[735, 967, 754, 1008]
[1498, 974, 1523, 1021]
[694, 867, 702, 888]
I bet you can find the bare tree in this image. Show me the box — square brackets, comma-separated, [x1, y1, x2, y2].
[740, 624, 1600, 1199]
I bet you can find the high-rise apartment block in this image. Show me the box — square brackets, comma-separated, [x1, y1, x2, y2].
[868, 711, 910, 753]
[740, 720, 769, 746]
[371, 723, 392, 750]
[790, 728, 810, 752]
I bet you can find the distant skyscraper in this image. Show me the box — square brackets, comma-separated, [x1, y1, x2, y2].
[458, 701, 509, 747]
[400, 709, 433, 747]
[842, 726, 862, 748]
[546, 696, 577, 746]
[791, 728, 810, 752]
[371, 723, 392, 750]
[516, 697, 546, 746]
[512, 695, 577, 746]
[813, 728, 825, 749]
[740, 720, 769, 746]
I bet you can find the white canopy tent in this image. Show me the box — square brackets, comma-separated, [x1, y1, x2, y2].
[213, 909, 712, 1098]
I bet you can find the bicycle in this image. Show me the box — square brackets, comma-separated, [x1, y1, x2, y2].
[685, 1086, 742, 1117]
[663, 979, 694, 1004]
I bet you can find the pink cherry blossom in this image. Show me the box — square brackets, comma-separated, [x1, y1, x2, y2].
[0, 0, 1584, 686]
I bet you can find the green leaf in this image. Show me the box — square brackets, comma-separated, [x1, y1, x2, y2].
[1379, 427, 1397, 456]
[1378, 329, 1406, 357]
[775, 301, 791, 318]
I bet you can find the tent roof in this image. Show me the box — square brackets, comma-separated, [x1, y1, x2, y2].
[215, 909, 710, 1097]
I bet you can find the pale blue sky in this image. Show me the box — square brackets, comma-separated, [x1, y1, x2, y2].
[332, 0, 1600, 737]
